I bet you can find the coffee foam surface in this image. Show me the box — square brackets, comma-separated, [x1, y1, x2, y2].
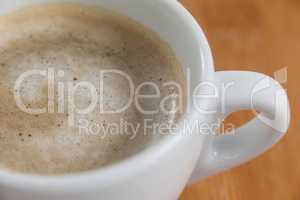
[0, 4, 186, 175]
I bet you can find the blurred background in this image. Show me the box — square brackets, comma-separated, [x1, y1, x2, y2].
[179, 0, 299, 199]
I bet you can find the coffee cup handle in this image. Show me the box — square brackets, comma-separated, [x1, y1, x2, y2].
[188, 71, 290, 184]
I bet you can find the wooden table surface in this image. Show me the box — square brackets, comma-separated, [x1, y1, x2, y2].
[179, 0, 299, 199]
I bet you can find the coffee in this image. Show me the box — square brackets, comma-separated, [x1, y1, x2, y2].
[0, 4, 186, 175]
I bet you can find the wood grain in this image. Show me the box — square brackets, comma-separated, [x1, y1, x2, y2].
[179, 0, 300, 199]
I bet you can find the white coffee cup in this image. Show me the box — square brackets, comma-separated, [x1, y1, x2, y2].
[0, 0, 290, 199]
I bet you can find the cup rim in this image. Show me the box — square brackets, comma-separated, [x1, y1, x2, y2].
[0, 0, 215, 191]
